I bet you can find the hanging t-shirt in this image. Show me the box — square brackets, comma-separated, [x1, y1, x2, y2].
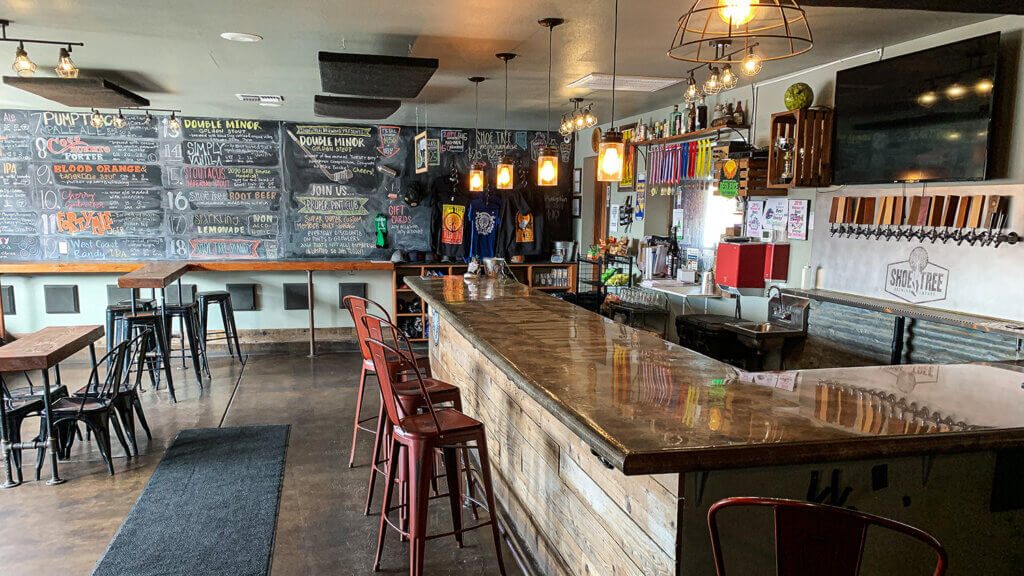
[431, 176, 469, 259]
[497, 188, 545, 258]
[465, 194, 502, 261]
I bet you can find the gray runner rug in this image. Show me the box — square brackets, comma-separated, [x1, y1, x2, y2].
[91, 425, 290, 576]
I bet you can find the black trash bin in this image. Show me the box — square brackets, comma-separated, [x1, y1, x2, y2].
[676, 314, 741, 364]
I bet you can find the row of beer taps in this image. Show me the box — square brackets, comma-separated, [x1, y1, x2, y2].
[829, 215, 1019, 247]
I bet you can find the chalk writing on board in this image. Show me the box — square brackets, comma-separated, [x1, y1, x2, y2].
[186, 189, 280, 211]
[0, 186, 33, 209]
[36, 137, 159, 163]
[296, 196, 369, 216]
[182, 166, 281, 189]
[440, 130, 467, 153]
[48, 210, 164, 237]
[0, 235, 40, 259]
[0, 211, 38, 235]
[39, 188, 164, 211]
[182, 140, 278, 167]
[189, 238, 262, 259]
[193, 213, 279, 237]
[181, 118, 278, 143]
[64, 237, 167, 259]
[50, 163, 163, 188]
[1, 161, 31, 187]
[0, 137, 33, 161]
[32, 111, 160, 139]
[376, 126, 401, 158]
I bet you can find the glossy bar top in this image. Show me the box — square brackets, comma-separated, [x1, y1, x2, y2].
[409, 276, 1024, 475]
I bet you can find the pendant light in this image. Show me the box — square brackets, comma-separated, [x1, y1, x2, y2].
[112, 109, 127, 129]
[468, 76, 487, 193]
[495, 52, 517, 190]
[741, 47, 763, 76]
[597, 0, 624, 182]
[89, 109, 104, 128]
[55, 46, 78, 78]
[12, 42, 35, 77]
[684, 71, 701, 103]
[703, 66, 723, 95]
[720, 64, 737, 89]
[167, 111, 181, 135]
[537, 17, 564, 187]
[669, 1, 812, 66]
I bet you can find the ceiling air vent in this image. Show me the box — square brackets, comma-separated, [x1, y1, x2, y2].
[236, 94, 285, 107]
[567, 73, 682, 92]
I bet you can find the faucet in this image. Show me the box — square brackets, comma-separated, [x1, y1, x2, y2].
[768, 285, 791, 322]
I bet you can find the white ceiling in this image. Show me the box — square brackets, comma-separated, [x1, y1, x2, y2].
[0, 1, 995, 129]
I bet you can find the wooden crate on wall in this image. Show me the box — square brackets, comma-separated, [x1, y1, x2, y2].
[767, 109, 834, 188]
[714, 156, 784, 197]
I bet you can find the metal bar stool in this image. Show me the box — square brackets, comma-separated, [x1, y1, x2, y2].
[197, 291, 243, 363]
[342, 295, 431, 468]
[106, 298, 154, 356]
[122, 312, 176, 403]
[364, 316, 505, 576]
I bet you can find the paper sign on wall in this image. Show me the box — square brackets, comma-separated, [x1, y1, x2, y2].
[745, 201, 764, 238]
[788, 199, 809, 240]
[764, 197, 789, 231]
[610, 204, 620, 233]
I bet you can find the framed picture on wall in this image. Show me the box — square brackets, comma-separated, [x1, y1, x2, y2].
[573, 167, 582, 193]
[572, 196, 582, 218]
[414, 131, 429, 174]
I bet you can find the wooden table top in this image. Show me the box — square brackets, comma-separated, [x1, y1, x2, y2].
[409, 276, 1024, 475]
[117, 262, 190, 289]
[0, 325, 104, 372]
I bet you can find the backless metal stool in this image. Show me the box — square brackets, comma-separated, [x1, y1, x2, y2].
[197, 291, 243, 363]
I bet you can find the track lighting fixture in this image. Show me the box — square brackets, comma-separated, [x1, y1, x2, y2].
[559, 98, 595, 139]
[12, 42, 35, 77]
[55, 46, 78, 78]
[1, 20, 83, 79]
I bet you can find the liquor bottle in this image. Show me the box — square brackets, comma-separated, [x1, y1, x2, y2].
[733, 101, 745, 125]
[670, 105, 681, 137]
[697, 103, 708, 130]
[688, 104, 697, 133]
[725, 102, 735, 124]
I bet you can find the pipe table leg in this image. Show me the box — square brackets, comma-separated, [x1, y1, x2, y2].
[307, 270, 317, 358]
[0, 385, 16, 488]
[40, 369, 64, 485]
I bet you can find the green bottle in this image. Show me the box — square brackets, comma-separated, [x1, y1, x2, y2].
[374, 214, 388, 248]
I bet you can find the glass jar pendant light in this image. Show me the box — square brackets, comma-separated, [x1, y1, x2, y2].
[468, 76, 486, 192]
[537, 17, 564, 187]
[597, 0, 625, 182]
[495, 52, 517, 190]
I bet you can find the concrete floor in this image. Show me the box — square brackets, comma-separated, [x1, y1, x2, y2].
[0, 352, 522, 576]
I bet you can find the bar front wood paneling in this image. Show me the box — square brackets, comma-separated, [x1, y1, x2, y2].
[0, 260, 395, 274]
[431, 314, 679, 576]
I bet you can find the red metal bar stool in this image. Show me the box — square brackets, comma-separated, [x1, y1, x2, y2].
[343, 295, 431, 468]
[361, 313, 481, 525]
[708, 497, 947, 576]
[364, 322, 505, 576]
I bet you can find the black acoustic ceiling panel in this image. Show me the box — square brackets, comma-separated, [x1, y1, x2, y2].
[318, 52, 438, 98]
[314, 95, 401, 120]
[2, 77, 150, 108]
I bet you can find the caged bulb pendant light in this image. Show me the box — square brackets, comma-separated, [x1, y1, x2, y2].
[537, 17, 564, 187]
[597, 0, 625, 182]
[55, 45, 78, 78]
[12, 42, 36, 77]
[495, 52, 517, 190]
[468, 76, 487, 193]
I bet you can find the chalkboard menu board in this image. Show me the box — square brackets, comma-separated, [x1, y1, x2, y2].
[0, 109, 573, 261]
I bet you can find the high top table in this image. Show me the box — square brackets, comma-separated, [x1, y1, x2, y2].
[118, 262, 191, 397]
[0, 324, 104, 487]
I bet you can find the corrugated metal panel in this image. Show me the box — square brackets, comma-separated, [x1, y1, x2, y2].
[801, 300, 1020, 368]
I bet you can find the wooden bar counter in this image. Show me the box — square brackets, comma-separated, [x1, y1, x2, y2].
[408, 275, 1024, 576]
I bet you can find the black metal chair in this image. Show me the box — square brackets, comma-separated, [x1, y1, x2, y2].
[2, 373, 69, 484]
[37, 337, 138, 476]
[123, 312, 176, 402]
[72, 331, 152, 456]
[197, 291, 243, 363]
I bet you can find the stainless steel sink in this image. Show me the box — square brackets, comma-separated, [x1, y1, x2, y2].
[725, 322, 805, 338]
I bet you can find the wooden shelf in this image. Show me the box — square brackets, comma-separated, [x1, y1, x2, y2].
[632, 125, 749, 147]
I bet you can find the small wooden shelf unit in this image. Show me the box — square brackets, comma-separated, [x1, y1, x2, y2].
[393, 262, 577, 342]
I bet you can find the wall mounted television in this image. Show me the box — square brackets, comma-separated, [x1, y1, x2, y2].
[833, 32, 1000, 185]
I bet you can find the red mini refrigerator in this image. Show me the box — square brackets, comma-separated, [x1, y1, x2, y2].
[716, 242, 767, 289]
[764, 243, 790, 282]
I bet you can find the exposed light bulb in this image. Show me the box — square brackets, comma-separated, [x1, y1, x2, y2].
[144, 111, 154, 125]
[584, 107, 597, 127]
[574, 112, 585, 130]
[538, 147, 559, 187]
[12, 43, 36, 78]
[741, 50, 763, 76]
[90, 109, 104, 128]
[496, 161, 513, 189]
[975, 79, 994, 93]
[597, 131, 624, 182]
[113, 110, 127, 129]
[718, 0, 756, 27]
[469, 163, 485, 192]
[704, 68, 722, 95]
[167, 112, 181, 134]
[685, 74, 702, 103]
[721, 64, 737, 89]
[55, 47, 78, 78]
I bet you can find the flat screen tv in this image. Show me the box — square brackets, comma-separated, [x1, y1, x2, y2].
[833, 33, 1000, 185]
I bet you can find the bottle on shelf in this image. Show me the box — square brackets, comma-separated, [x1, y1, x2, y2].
[725, 102, 735, 124]
[687, 104, 697, 133]
[733, 101, 745, 125]
[697, 103, 708, 130]
[670, 105, 681, 137]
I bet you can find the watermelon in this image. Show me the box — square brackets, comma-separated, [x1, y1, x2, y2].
[784, 83, 814, 110]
